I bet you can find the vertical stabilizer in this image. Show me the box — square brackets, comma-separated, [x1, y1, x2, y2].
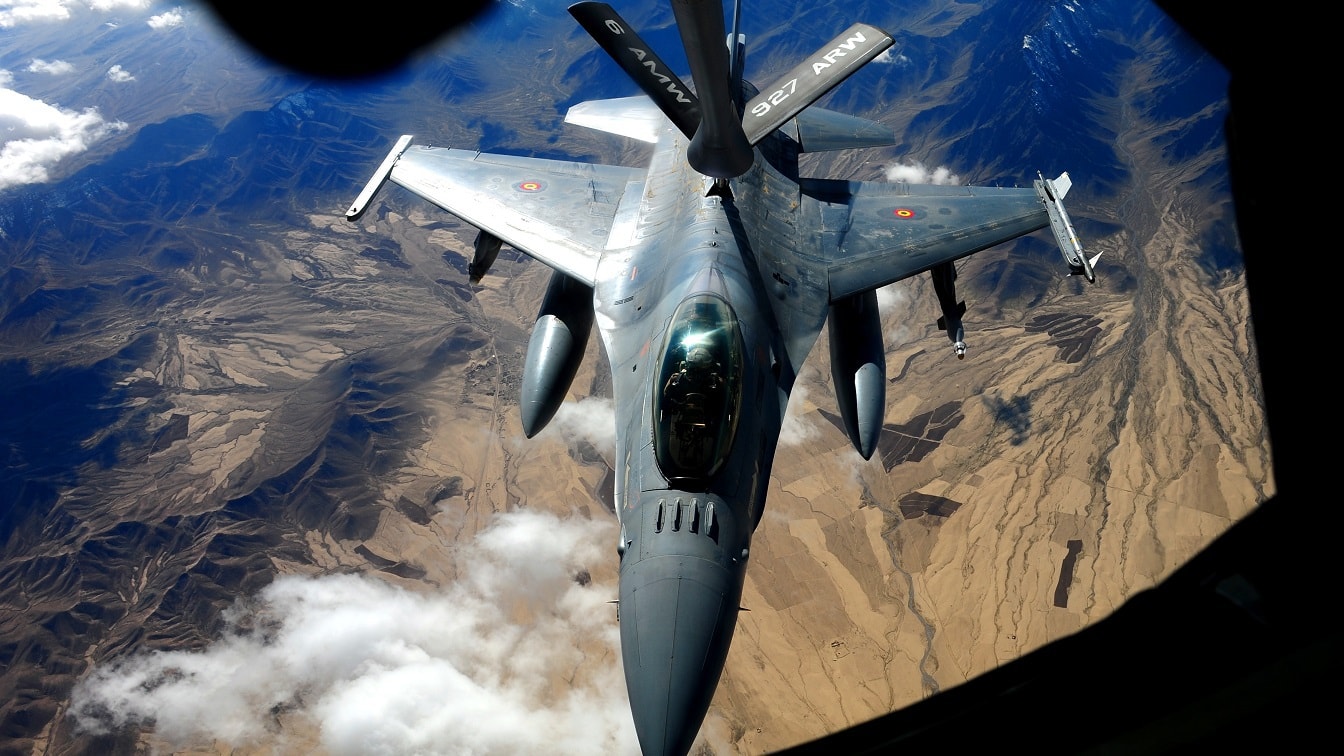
[727, 0, 745, 109]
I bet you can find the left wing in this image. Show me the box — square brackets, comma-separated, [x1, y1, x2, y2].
[803, 176, 1083, 300]
[347, 137, 644, 286]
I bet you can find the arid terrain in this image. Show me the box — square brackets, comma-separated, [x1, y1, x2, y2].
[13, 177, 1265, 754]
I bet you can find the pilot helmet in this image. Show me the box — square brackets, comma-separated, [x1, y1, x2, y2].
[686, 344, 713, 370]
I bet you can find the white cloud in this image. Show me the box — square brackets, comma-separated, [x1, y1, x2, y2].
[0, 0, 71, 28]
[68, 510, 639, 755]
[106, 64, 134, 81]
[872, 48, 911, 66]
[545, 396, 617, 459]
[0, 83, 127, 190]
[26, 58, 75, 75]
[1, 0, 153, 28]
[875, 281, 915, 347]
[779, 375, 820, 447]
[874, 281, 908, 313]
[146, 6, 180, 28]
[87, 0, 151, 10]
[884, 160, 961, 185]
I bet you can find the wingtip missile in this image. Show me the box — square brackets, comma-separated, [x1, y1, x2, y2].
[1077, 250, 1103, 284]
[346, 135, 413, 221]
[1036, 171, 1097, 283]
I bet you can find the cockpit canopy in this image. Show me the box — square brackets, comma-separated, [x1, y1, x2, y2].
[653, 294, 744, 481]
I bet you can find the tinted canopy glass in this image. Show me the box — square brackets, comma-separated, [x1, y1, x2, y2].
[653, 295, 744, 481]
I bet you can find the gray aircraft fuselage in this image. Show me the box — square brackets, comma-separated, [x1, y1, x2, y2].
[596, 125, 807, 756]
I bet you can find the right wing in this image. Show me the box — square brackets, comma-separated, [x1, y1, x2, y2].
[347, 137, 644, 286]
[805, 174, 1089, 300]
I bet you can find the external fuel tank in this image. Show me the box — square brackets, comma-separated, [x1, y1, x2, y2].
[827, 289, 885, 459]
[519, 270, 593, 438]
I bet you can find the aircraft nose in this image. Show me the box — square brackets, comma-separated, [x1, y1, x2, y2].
[620, 555, 740, 756]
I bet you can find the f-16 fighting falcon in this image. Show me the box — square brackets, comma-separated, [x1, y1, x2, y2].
[347, 1, 1097, 753]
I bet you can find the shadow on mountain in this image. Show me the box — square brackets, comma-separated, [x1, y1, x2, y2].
[0, 333, 158, 543]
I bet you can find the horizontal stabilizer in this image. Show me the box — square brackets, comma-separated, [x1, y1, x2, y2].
[569, 1, 701, 139]
[1034, 171, 1095, 283]
[346, 135, 412, 221]
[566, 96, 666, 143]
[742, 23, 893, 146]
[795, 107, 896, 152]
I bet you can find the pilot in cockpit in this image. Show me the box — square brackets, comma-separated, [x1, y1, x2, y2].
[671, 344, 721, 391]
[654, 300, 742, 478]
[663, 341, 723, 424]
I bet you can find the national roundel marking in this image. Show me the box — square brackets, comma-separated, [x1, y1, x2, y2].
[892, 207, 921, 220]
[516, 180, 545, 192]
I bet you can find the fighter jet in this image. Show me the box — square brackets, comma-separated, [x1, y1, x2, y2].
[346, 1, 1096, 753]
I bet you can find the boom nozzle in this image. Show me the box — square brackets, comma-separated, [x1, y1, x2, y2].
[672, 0, 753, 178]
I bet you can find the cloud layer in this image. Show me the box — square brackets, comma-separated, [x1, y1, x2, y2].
[884, 160, 962, 185]
[26, 58, 74, 75]
[69, 510, 638, 755]
[1, 0, 152, 28]
[780, 374, 820, 447]
[146, 6, 181, 28]
[0, 75, 127, 189]
[1, 0, 183, 189]
[545, 396, 617, 458]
